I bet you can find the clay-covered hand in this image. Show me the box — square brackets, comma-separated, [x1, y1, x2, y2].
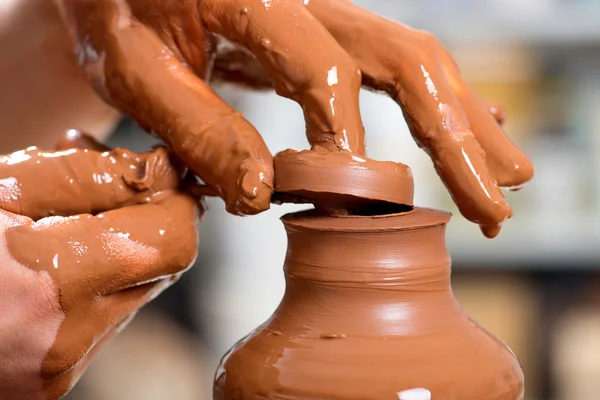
[55, 0, 532, 236]
[0, 0, 121, 153]
[307, 0, 534, 238]
[0, 138, 201, 399]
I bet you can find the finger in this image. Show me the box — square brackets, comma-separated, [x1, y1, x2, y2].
[56, 129, 111, 152]
[397, 60, 510, 236]
[0, 144, 183, 220]
[421, 40, 510, 126]
[440, 50, 534, 188]
[200, 0, 365, 154]
[5, 193, 201, 293]
[60, 1, 273, 215]
[57, 130, 218, 200]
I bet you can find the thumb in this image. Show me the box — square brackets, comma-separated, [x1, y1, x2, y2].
[0, 143, 184, 220]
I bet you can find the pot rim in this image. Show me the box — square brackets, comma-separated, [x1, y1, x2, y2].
[281, 207, 452, 233]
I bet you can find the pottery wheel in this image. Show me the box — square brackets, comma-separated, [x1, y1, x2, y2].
[273, 149, 415, 211]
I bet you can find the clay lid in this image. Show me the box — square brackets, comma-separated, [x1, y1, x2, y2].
[273, 149, 414, 209]
[282, 207, 451, 233]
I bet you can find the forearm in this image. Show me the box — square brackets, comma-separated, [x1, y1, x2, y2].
[0, 0, 118, 153]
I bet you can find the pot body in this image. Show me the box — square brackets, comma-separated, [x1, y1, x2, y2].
[214, 208, 524, 400]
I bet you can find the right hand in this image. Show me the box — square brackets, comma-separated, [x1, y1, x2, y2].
[54, 0, 532, 237]
[0, 140, 201, 399]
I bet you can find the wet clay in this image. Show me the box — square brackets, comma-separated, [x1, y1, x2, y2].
[0, 138, 184, 220]
[214, 208, 525, 399]
[0, 133, 200, 399]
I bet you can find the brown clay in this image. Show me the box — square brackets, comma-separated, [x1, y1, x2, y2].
[0, 139, 184, 220]
[0, 133, 200, 399]
[273, 149, 414, 209]
[55, 0, 533, 236]
[214, 208, 525, 399]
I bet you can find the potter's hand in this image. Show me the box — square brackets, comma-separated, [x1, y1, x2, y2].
[0, 141, 200, 399]
[304, 0, 534, 237]
[56, 0, 372, 216]
[55, 0, 533, 237]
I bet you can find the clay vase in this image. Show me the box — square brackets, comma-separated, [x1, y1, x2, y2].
[214, 208, 524, 400]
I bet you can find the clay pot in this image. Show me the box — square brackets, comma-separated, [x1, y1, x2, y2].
[214, 208, 524, 399]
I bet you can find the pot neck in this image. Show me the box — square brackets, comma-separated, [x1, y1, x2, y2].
[281, 208, 452, 291]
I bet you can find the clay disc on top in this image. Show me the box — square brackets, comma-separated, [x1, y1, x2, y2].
[273, 149, 414, 209]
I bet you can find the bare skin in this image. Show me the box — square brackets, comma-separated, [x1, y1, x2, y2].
[0, 0, 120, 153]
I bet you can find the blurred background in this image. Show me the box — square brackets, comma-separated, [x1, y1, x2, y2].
[3, 0, 600, 399]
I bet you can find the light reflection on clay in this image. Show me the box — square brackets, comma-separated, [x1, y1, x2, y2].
[327, 66, 338, 86]
[421, 65, 438, 99]
[2, 150, 32, 165]
[0, 145, 184, 220]
[462, 148, 492, 200]
[397, 388, 431, 400]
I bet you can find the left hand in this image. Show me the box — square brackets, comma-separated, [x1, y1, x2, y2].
[0, 137, 201, 399]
